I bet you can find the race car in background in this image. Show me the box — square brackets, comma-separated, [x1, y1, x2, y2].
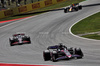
[64, 3, 82, 13]
[43, 43, 84, 62]
[9, 33, 31, 46]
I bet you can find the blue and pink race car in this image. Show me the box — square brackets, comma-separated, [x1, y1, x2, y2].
[43, 43, 84, 62]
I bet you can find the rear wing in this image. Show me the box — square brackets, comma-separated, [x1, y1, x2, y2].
[13, 33, 25, 37]
[71, 3, 79, 6]
[47, 45, 59, 49]
[74, 3, 79, 5]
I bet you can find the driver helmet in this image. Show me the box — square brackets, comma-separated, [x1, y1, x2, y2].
[18, 35, 21, 38]
[59, 43, 63, 47]
[72, 3, 75, 6]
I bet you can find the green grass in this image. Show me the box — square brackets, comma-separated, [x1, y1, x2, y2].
[82, 34, 100, 40]
[71, 12, 100, 34]
[0, 0, 84, 21]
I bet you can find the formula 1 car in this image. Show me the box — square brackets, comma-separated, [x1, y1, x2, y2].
[43, 43, 84, 62]
[9, 33, 31, 46]
[64, 3, 82, 13]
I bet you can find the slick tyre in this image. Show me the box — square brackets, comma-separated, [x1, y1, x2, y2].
[10, 43, 14, 46]
[78, 5, 82, 10]
[68, 47, 74, 54]
[28, 38, 31, 44]
[52, 51, 58, 62]
[52, 54, 58, 62]
[75, 7, 78, 11]
[43, 50, 51, 61]
[64, 8, 68, 13]
[75, 48, 84, 59]
[9, 39, 14, 46]
[27, 37, 31, 44]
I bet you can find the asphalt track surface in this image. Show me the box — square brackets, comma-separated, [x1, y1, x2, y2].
[0, 0, 100, 66]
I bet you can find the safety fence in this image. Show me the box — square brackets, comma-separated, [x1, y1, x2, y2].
[0, 0, 67, 19]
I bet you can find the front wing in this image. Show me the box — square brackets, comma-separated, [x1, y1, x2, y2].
[12, 40, 30, 45]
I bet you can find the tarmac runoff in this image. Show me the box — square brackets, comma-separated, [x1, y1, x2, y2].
[0, 16, 32, 23]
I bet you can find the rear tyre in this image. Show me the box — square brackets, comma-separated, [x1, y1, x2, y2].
[26, 37, 31, 44]
[75, 7, 78, 11]
[43, 50, 51, 61]
[78, 5, 82, 10]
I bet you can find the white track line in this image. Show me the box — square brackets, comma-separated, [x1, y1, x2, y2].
[69, 10, 100, 41]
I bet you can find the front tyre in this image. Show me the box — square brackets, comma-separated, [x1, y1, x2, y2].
[52, 51, 58, 62]
[9, 39, 14, 46]
[10, 42, 14, 46]
[64, 8, 68, 13]
[28, 38, 31, 44]
[52, 54, 56, 62]
[27, 37, 31, 44]
[75, 48, 84, 59]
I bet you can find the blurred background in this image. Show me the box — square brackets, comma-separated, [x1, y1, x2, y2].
[0, 0, 43, 10]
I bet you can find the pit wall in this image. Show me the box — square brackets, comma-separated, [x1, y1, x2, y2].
[0, 0, 67, 19]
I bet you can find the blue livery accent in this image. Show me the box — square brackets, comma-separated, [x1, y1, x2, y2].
[48, 45, 59, 49]
[56, 56, 67, 60]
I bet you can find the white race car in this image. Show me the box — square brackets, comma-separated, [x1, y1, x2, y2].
[9, 33, 31, 46]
